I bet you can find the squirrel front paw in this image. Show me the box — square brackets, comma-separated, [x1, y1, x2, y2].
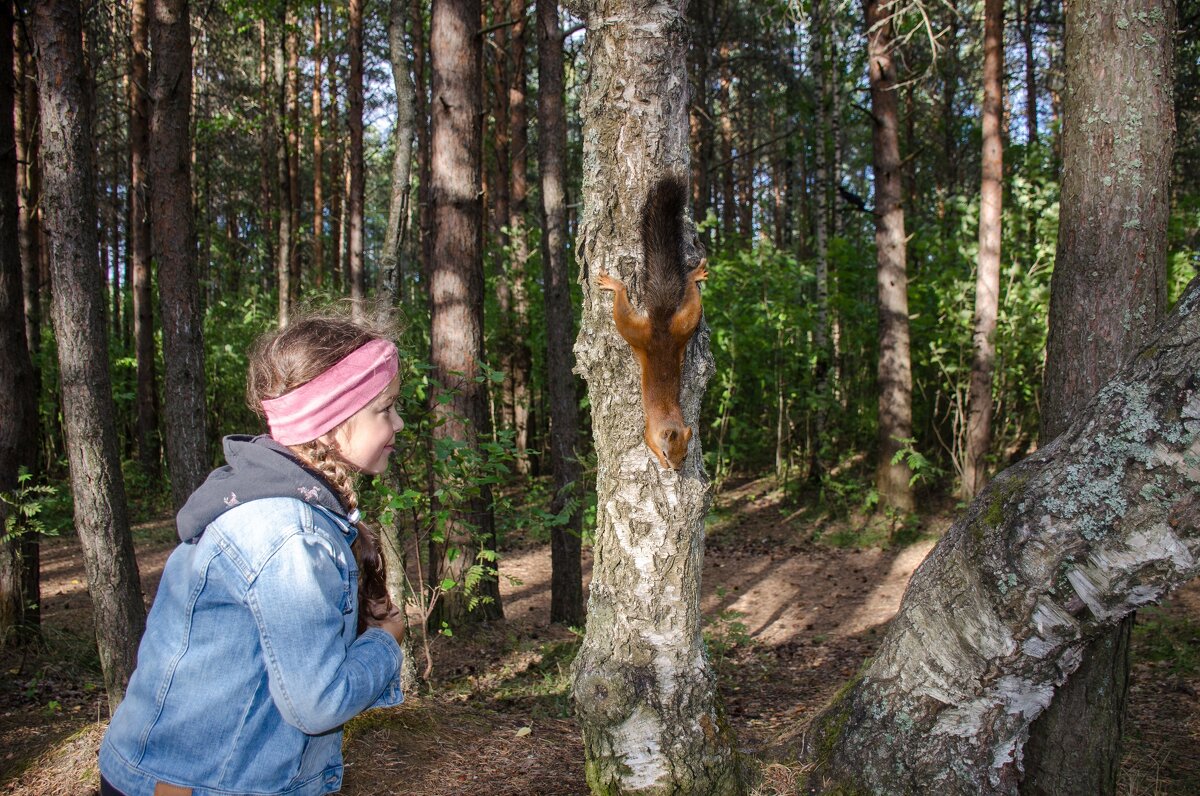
[595, 271, 622, 292]
[690, 259, 709, 283]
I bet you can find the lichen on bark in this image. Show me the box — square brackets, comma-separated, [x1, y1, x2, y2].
[797, 277, 1200, 794]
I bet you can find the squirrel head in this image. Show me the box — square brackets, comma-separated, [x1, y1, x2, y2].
[646, 423, 692, 470]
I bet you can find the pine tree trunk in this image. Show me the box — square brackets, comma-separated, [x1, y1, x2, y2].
[383, 0, 417, 305]
[0, 0, 40, 648]
[962, 0, 1004, 502]
[536, 0, 583, 626]
[130, 0, 160, 478]
[428, 0, 504, 626]
[259, 19, 276, 275]
[348, 0, 366, 315]
[287, 12, 301, 297]
[413, 0, 433, 298]
[809, 0, 832, 484]
[865, 0, 913, 512]
[567, 0, 743, 791]
[151, 0, 209, 510]
[1025, 0, 1175, 791]
[797, 274, 1200, 794]
[30, 0, 146, 711]
[14, 26, 40, 365]
[1021, 0, 1037, 146]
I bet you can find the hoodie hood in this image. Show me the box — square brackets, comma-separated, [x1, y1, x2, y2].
[176, 435, 348, 542]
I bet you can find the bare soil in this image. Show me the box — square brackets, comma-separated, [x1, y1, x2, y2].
[2, 477, 1198, 795]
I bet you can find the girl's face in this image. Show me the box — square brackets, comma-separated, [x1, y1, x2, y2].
[326, 374, 404, 474]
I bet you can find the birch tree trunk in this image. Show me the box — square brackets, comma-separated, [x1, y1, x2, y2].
[507, 0, 533, 477]
[536, 0, 583, 626]
[865, 0, 913, 512]
[961, 0, 1004, 501]
[382, 0, 417, 305]
[30, 0, 146, 711]
[566, 0, 742, 791]
[1025, 0, 1175, 790]
[151, 0, 209, 510]
[798, 274, 1200, 794]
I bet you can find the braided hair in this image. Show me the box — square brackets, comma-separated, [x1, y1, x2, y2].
[246, 311, 396, 634]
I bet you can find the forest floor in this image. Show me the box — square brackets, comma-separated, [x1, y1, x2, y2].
[2, 475, 1199, 795]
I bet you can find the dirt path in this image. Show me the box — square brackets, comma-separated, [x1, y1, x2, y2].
[3, 479, 1198, 794]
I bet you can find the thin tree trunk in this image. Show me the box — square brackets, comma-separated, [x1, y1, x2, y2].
[312, 1, 325, 289]
[799, 277, 1200, 793]
[30, 0, 146, 711]
[0, 0, 39, 648]
[275, 9, 292, 326]
[718, 42, 734, 244]
[151, 0, 209, 510]
[865, 0, 913, 512]
[568, 0, 743, 791]
[130, 0, 160, 477]
[508, 0, 532, 476]
[383, 0, 417, 304]
[428, 0, 503, 626]
[14, 25, 39, 364]
[809, 0, 832, 484]
[348, 0, 366, 315]
[287, 10, 301, 298]
[259, 19, 275, 273]
[1021, 0, 1037, 145]
[962, 0, 1004, 502]
[413, 0, 433, 299]
[536, 0, 582, 626]
[328, 29, 345, 293]
[1025, 0, 1175, 790]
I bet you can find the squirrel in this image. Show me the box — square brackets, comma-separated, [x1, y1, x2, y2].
[595, 176, 707, 470]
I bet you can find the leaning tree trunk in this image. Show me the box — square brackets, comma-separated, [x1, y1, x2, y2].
[151, 0, 209, 510]
[1025, 0, 1175, 791]
[536, 0, 583, 626]
[865, 0, 913, 512]
[30, 0, 146, 712]
[0, 0, 40, 648]
[961, 0, 1004, 502]
[799, 274, 1200, 794]
[566, 0, 742, 792]
[427, 0, 503, 627]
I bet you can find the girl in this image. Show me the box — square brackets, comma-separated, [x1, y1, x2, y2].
[99, 315, 408, 796]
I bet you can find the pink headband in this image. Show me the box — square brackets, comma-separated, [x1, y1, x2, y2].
[262, 339, 399, 445]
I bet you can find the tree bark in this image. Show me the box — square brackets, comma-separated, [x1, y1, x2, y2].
[428, 0, 504, 626]
[809, 0, 832, 484]
[383, 0, 417, 305]
[348, 0, 366, 316]
[14, 23, 40, 364]
[312, 1, 325, 289]
[536, 0, 583, 626]
[129, 0, 161, 478]
[0, 0, 39, 648]
[286, 9, 301, 297]
[508, 0, 533, 477]
[1025, 0, 1175, 791]
[151, 0, 209, 511]
[865, 0, 913, 512]
[412, 0, 433, 299]
[962, 0, 1004, 502]
[30, 0, 146, 711]
[259, 19, 276, 274]
[274, 9, 292, 326]
[567, 0, 743, 792]
[798, 274, 1200, 794]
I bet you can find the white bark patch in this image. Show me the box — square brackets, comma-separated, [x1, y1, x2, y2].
[931, 674, 1053, 740]
[611, 705, 669, 790]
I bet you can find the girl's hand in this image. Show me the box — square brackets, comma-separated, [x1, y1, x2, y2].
[363, 595, 406, 645]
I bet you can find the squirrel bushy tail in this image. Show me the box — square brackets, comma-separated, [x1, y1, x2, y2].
[641, 175, 689, 321]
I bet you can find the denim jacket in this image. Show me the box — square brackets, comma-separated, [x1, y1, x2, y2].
[100, 438, 403, 796]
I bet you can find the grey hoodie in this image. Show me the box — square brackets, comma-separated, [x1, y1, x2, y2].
[175, 435, 349, 542]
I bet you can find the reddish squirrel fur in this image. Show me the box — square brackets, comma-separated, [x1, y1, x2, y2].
[595, 176, 707, 470]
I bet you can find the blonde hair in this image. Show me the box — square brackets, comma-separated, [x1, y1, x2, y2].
[247, 310, 399, 632]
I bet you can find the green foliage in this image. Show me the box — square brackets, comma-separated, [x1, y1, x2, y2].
[1134, 604, 1200, 677]
[0, 468, 64, 545]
